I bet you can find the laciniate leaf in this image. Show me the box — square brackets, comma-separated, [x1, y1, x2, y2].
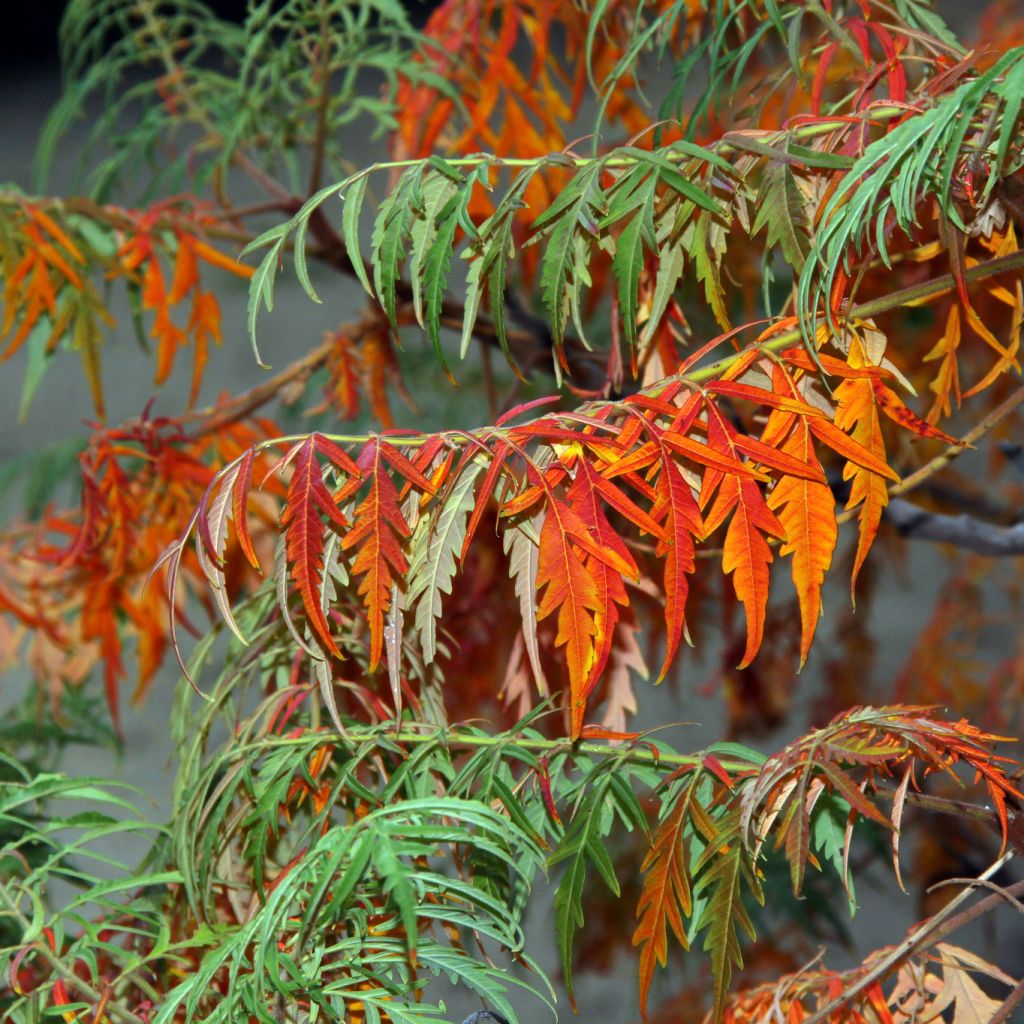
[407, 459, 482, 664]
[342, 173, 374, 297]
[534, 162, 604, 367]
[409, 168, 460, 328]
[535, 496, 603, 738]
[423, 168, 481, 381]
[764, 420, 837, 666]
[693, 810, 763, 1023]
[833, 369, 890, 601]
[280, 435, 362, 659]
[372, 166, 421, 328]
[503, 516, 549, 698]
[610, 174, 658, 360]
[550, 771, 621, 1011]
[752, 160, 810, 272]
[343, 439, 413, 670]
[633, 781, 693, 1018]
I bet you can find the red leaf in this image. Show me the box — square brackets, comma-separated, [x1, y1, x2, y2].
[871, 378, 963, 445]
[281, 435, 359, 658]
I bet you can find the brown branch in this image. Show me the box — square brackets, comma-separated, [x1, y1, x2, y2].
[887, 384, 1024, 501]
[925, 874, 1024, 945]
[990, 976, 1024, 1024]
[883, 498, 1024, 555]
[185, 335, 337, 439]
[804, 862, 1024, 1024]
[874, 785, 1007, 830]
[307, 0, 333, 196]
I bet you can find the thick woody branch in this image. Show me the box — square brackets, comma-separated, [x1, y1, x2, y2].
[885, 498, 1024, 556]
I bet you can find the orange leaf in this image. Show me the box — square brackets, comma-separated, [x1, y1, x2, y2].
[232, 448, 261, 571]
[191, 237, 256, 279]
[923, 305, 962, 422]
[535, 496, 602, 739]
[168, 235, 199, 304]
[766, 421, 838, 667]
[708, 475, 784, 668]
[833, 375, 889, 599]
[633, 794, 692, 1019]
[871, 378, 963, 446]
[568, 460, 636, 721]
[651, 450, 702, 682]
[342, 439, 411, 670]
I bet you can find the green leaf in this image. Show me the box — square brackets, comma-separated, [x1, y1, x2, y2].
[534, 162, 604, 361]
[611, 175, 657, 359]
[550, 770, 620, 1008]
[620, 146, 725, 215]
[691, 211, 730, 329]
[372, 166, 420, 328]
[407, 460, 483, 663]
[693, 812, 764, 1023]
[640, 236, 685, 347]
[752, 161, 810, 272]
[243, 222, 288, 368]
[342, 173, 374, 298]
[424, 172, 480, 381]
[409, 169, 460, 329]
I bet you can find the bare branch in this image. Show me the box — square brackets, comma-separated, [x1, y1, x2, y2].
[885, 498, 1024, 556]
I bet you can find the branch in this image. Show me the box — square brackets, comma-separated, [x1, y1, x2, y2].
[185, 334, 336, 438]
[991, 976, 1024, 1024]
[884, 497, 1024, 556]
[888, 384, 1024, 499]
[804, 856, 1022, 1024]
[0, 884, 147, 1024]
[213, 723, 757, 776]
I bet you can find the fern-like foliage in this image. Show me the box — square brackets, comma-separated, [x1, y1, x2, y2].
[39, 0, 447, 199]
[4, 1, 1024, 1022]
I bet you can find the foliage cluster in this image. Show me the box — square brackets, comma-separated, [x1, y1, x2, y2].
[3, 1, 1024, 1022]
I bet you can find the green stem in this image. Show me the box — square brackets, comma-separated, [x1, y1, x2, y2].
[688, 248, 1024, 384]
[322, 107, 912, 178]
[216, 725, 756, 776]
[0, 885, 147, 1024]
[237, 248, 1024, 453]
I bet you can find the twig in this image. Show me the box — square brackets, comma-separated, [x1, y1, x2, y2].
[0, 885, 147, 1024]
[884, 383, 1024, 502]
[307, 0, 332, 196]
[804, 857, 1022, 1024]
[926, 875, 1024, 915]
[185, 335, 336, 437]
[882, 498, 1024, 555]
[990, 976, 1024, 1024]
